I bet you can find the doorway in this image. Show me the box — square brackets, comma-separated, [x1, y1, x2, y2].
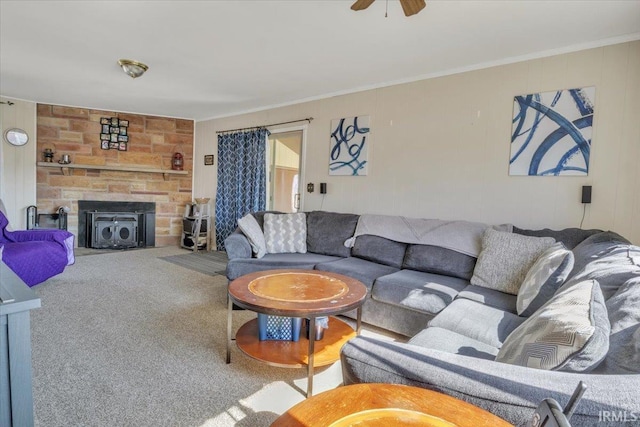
[268, 130, 303, 213]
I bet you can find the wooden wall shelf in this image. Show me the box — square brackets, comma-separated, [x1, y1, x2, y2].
[37, 162, 188, 180]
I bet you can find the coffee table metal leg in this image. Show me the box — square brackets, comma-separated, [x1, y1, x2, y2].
[307, 316, 316, 398]
[356, 306, 362, 335]
[226, 296, 233, 364]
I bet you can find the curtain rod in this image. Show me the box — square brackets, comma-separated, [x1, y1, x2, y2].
[216, 117, 314, 134]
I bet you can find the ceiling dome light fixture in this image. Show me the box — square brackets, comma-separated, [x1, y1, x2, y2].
[118, 59, 149, 79]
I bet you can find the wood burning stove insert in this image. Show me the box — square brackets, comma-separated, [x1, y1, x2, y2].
[78, 201, 155, 249]
[88, 212, 138, 249]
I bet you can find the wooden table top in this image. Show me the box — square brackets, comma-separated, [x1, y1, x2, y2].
[271, 383, 513, 427]
[228, 269, 368, 317]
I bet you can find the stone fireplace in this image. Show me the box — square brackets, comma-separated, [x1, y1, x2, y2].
[35, 105, 195, 247]
[78, 201, 155, 249]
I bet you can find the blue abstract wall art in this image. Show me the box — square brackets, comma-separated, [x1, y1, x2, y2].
[329, 115, 369, 176]
[510, 87, 595, 176]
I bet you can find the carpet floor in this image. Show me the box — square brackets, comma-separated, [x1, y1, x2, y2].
[30, 246, 360, 427]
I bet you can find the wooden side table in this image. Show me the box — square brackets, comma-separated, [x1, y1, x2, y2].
[227, 269, 367, 397]
[271, 383, 513, 427]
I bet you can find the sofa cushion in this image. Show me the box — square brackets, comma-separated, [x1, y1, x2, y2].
[496, 279, 610, 372]
[471, 228, 555, 295]
[306, 211, 358, 257]
[517, 242, 574, 317]
[595, 277, 640, 374]
[456, 285, 518, 313]
[226, 253, 340, 281]
[315, 257, 398, 289]
[428, 299, 525, 348]
[513, 226, 601, 250]
[237, 214, 266, 258]
[408, 327, 498, 360]
[263, 212, 307, 254]
[372, 270, 468, 315]
[352, 235, 407, 268]
[565, 231, 639, 300]
[402, 244, 477, 280]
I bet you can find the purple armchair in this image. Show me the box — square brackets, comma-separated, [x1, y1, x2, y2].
[0, 210, 75, 287]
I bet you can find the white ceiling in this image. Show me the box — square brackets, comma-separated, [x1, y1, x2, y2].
[1, 1, 639, 121]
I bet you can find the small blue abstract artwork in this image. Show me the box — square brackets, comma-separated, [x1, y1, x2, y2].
[329, 115, 369, 176]
[510, 87, 595, 176]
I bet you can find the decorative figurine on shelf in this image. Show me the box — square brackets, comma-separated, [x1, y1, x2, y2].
[172, 152, 184, 170]
[43, 148, 54, 162]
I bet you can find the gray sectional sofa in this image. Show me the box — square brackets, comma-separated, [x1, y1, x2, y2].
[224, 210, 640, 427]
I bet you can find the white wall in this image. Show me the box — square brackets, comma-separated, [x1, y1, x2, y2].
[0, 97, 37, 229]
[195, 41, 640, 244]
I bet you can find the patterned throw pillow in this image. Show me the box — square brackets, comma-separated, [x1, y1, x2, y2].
[517, 242, 574, 316]
[263, 213, 307, 254]
[237, 214, 267, 258]
[496, 279, 610, 372]
[471, 228, 555, 295]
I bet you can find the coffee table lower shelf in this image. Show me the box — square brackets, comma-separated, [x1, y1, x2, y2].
[236, 316, 356, 368]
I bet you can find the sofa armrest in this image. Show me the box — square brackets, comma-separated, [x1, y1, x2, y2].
[7, 229, 75, 265]
[341, 337, 639, 427]
[224, 230, 252, 260]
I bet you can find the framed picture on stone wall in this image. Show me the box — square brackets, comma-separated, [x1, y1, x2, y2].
[101, 116, 129, 151]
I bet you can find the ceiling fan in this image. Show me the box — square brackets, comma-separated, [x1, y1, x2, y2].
[351, 0, 426, 17]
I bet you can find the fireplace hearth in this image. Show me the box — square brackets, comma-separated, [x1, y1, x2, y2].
[78, 201, 155, 249]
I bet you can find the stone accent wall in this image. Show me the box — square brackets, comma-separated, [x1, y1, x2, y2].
[36, 104, 194, 247]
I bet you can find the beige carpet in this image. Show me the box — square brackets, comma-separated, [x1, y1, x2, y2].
[30, 246, 399, 426]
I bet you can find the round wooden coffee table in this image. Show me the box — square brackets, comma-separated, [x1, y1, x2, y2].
[226, 269, 368, 397]
[271, 383, 513, 426]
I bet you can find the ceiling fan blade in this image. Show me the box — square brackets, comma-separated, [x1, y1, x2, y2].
[400, 0, 426, 16]
[351, 0, 376, 11]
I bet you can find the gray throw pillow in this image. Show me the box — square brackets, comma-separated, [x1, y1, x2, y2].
[496, 279, 610, 372]
[263, 213, 307, 254]
[237, 214, 266, 258]
[517, 242, 574, 316]
[471, 228, 555, 295]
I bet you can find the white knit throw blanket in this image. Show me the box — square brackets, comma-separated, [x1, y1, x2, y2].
[344, 214, 512, 257]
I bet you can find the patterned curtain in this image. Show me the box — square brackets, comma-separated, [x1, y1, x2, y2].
[215, 128, 268, 250]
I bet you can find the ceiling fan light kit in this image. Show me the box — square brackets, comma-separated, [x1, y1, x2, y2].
[118, 59, 149, 78]
[351, 0, 426, 17]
